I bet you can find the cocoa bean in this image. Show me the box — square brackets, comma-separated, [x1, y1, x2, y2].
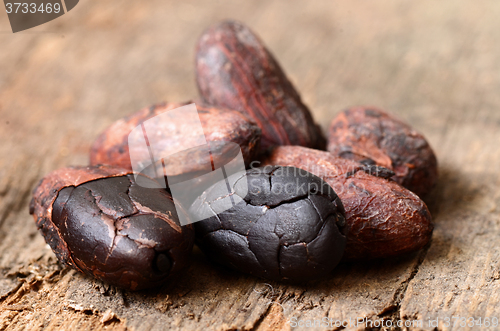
[190, 166, 346, 281]
[90, 102, 261, 177]
[195, 20, 326, 152]
[29, 165, 194, 290]
[328, 107, 438, 197]
[261, 146, 433, 260]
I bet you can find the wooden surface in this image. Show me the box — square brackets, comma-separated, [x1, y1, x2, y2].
[1, 1, 500, 330]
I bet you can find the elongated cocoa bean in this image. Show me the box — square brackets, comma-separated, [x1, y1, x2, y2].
[261, 146, 433, 260]
[90, 102, 261, 175]
[328, 107, 438, 197]
[195, 20, 326, 152]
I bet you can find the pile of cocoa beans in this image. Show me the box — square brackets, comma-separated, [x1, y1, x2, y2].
[30, 20, 437, 290]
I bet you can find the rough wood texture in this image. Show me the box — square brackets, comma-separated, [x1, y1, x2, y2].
[1, 1, 500, 330]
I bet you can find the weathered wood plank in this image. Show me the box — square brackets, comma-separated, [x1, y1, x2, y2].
[1, 1, 500, 330]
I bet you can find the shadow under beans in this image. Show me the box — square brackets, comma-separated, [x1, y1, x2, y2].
[423, 166, 486, 221]
[58, 244, 432, 331]
[309, 250, 423, 288]
[153, 247, 423, 299]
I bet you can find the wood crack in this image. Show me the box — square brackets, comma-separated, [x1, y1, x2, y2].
[247, 300, 274, 331]
[377, 242, 431, 329]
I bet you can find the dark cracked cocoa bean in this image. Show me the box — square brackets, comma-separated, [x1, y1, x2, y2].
[189, 166, 346, 282]
[195, 20, 326, 152]
[261, 146, 433, 260]
[328, 107, 438, 197]
[29, 165, 194, 290]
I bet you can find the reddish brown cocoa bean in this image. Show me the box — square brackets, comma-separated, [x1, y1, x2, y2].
[29, 165, 194, 290]
[90, 102, 261, 178]
[195, 20, 326, 152]
[261, 146, 433, 260]
[328, 107, 438, 197]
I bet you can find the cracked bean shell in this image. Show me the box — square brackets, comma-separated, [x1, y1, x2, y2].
[29, 165, 194, 291]
[262, 146, 433, 260]
[195, 20, 326, 152]
[190, 166, 346, 282]
[328, 107, 438, 197]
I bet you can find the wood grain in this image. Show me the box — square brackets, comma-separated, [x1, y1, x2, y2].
[1, 1, 500, 330]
